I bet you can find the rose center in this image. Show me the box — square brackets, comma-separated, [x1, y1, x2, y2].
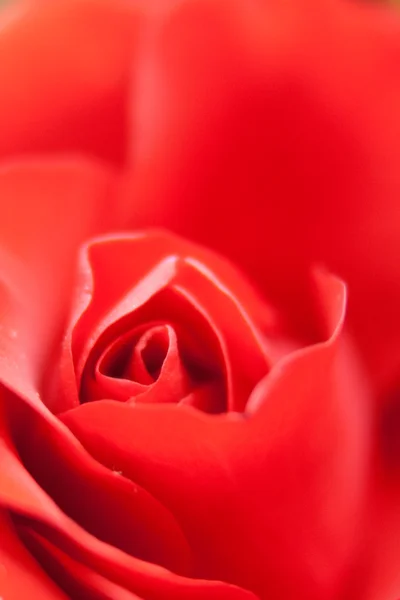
[104, 324, 174, 385]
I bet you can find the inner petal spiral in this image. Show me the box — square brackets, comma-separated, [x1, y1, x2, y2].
[96, 323, 195, 405]
[81, 295, 227, 413]
[101, 324, 174, 384]
[51, 234, 276, 415]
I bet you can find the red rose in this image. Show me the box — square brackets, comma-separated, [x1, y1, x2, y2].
[0, 1, 399, 600]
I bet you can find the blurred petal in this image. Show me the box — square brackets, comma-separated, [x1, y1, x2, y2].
[0, 0, 140, 164]
[0, 511, 68, 600]
[341, 396, 400, 599]
[0, 157, 119, 391]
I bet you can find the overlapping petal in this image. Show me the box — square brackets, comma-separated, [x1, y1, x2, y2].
[0, 511, 68, 600]
[0, 389, 256, 599]
[49, 232, 278, 413]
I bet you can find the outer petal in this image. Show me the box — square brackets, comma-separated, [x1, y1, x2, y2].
[0, 511, 68, 600]
[61, 271, 371, 600]
[18, 529, 145, 600]
[0, 158, 121, 393]
[121, 0, 400, 395]
[0, 390, 257, 600]
[0, 0, 140, 164]
[341, 400, 400, 600]
[340, 484, 400, 600]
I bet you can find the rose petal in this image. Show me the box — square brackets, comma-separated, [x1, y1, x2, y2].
[339, 395, 400, 600]
[17, 528, 143, 600]
[0, 511, 68, 600]
[340, 484, 400, 600]
[0, 158, 120, 399]
[0, 392, 256, 600]
[73, 232, 276, 360]
[8, 397, 192, 576]
[0, 0, 140, 164]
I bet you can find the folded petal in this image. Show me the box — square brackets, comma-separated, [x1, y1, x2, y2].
[0, 391, 256, 600]
[15, 528, 144, 600]
[0, 511, 68, 600]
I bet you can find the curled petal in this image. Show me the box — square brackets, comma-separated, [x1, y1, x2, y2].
[0, 392, 256, 600]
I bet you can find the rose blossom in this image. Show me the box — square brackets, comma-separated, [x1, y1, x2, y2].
[0, 0, 399, 599]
